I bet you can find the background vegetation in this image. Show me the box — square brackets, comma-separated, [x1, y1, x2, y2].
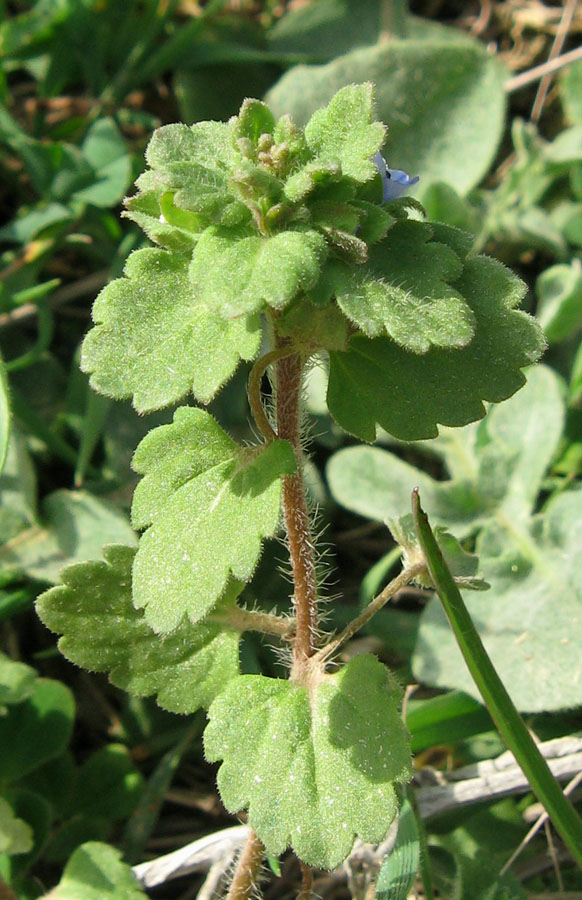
[1, 0, 581, 897]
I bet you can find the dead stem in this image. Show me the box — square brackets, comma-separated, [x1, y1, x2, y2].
[297, 860, 313, 900]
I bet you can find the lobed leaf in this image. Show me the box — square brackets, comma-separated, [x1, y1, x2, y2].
[337, 220, 475, 353]
[131, 408, 296, 632]
[190, 227, 327, 317]
[327, 256, 545, 441]
[304, 83, 386, 183]
[81, 248, 260, 412]
[327, 364, 564, 534]
[36, 546, 240, 714]
[204, 654, 412, 870]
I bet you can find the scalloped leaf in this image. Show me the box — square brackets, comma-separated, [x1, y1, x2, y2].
[81, 248, 260, 412]
[327, 256, 545, 441]
[36, 546, 240, 714]
[204, 654, 412, 870]
[304, 83, 386, 183]
[337, 220, 475, 353]
[131, 408, 296, 633]
[189, 227, 327, 317]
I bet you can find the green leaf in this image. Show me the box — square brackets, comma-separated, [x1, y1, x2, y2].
[47, 842, 146, 899]
[327, 256, 544, 441]
[0, 678, 74, 783]
[337, 220, 475, 352]
[0, 489, 136, 584]
[36, 545, 240, 714]
[68, 745, 143, 822]
[234, 98, 275, 144]
[266, 41, 506, 197]
[535, 261, 582, 343]
[0, 797, 33, 856]
[0, 653, 36, 706]
[375, 798, 419, 900]
[190, 227, 327, 317]
[0, 429, 36, 545]
[143, 121, 246, 225]
[205, 654, 412, 869]
[131, 408, 296, 633]
[327, 364, 564, 534]
[304, 83, 385, 182]
[74, 118, 131, 208]
[81, 248, 260, 411]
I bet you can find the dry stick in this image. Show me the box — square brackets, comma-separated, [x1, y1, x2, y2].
[226, 829, 266, 900]
[530, 0, 578, 123]
[275, 348, 318, 673]
[312, 561, 426, 666]
[505, 44, 582, 93]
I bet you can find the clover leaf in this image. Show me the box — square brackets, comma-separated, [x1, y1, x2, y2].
[327, 256, 545, 441]
[36, 545, 241, 714]
[81, 248, 260, 412]
[131, 408, 296, 633]
[204, 654, 412, 869]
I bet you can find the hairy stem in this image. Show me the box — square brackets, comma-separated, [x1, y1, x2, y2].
[226, 829, 265, 900]
[313, 562, 425, 665]
[297, 861, 313, 900]
[210, 606, 295, 637]
[275, 348, 318, 675]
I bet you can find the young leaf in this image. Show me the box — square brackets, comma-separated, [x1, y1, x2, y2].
[36, 545, 240, 714]
[189, 227, 327, 317]
[81, 248, 260, 412]
[327, 256, 545, 441]
[337, 220, 475, 353]
[204, 654, 412, 870]
[131, 408, 296, 632]
[304, 83, 386, 183]
[48, 841, 147, 899]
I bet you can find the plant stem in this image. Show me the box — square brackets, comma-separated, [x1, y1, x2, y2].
[226, 829, 265, 900]
[275, 348, 318, 675]
[248, 348, 294, 443]
[297, 861, 313, 900]
[210, 606, 295, 637]
[313, 562, 425, 665]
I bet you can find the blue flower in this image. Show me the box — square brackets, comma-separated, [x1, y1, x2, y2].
[372, 151, 419, 201]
